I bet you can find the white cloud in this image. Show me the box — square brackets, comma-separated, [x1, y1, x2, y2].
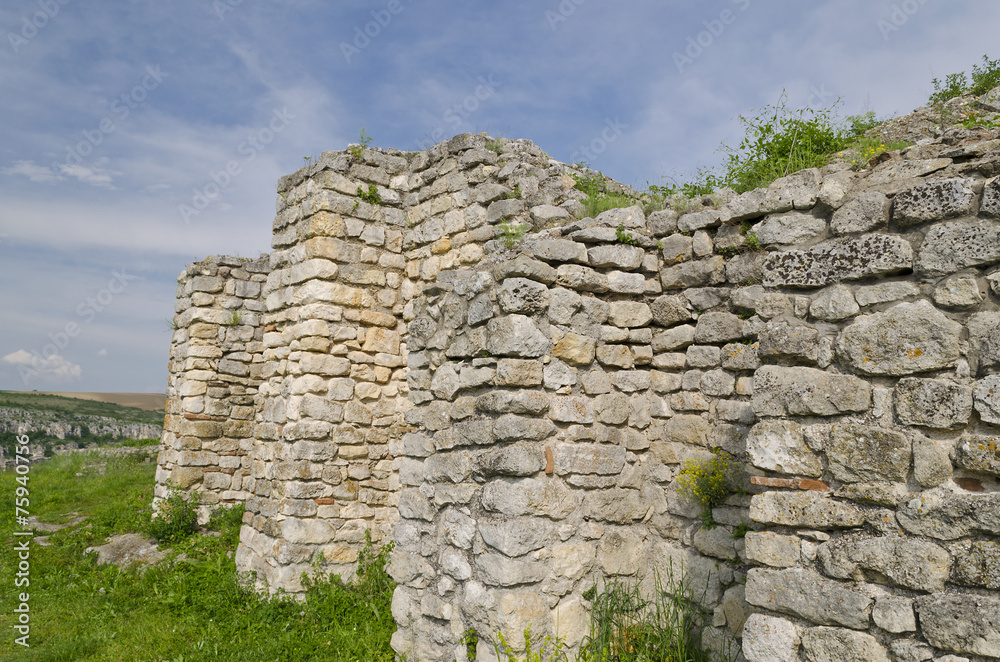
[2, 350, 82, 384]
[57, 163, 117, 189]
[3, 160, 63, 184]
[97, 349, 108, 357]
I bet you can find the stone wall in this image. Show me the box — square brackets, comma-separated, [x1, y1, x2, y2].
[155, 255, 268, 521]
[157, 126, 1000, 661]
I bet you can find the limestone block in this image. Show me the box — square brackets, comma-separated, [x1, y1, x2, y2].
[597, 529, 644, 575]
[659, 234, 693, 265]
[916, 219, 1000, 276]
[800, 627, 889, 662]
[974, 374, 1000, 424]
[660, 256, 725, 290]
[498, 591, 550, 647]
[897, 488, 1000, 539]
[498, 278, 549, 314]
[552, 443, 626, 475]
[693, 312, 743, 343]
[585, 488, 649, 524]
[531, 238, 585, 263]
[872, 595, 916, 633]
[824, 424, 911, 483]
[933, 273, 985, 308]
[836, 300, 961, 376]
[955, 434, 1000, 477]
[721, 342, 759, 370]
[816, 535, 951, 592]
[983, 175, 1000, 216]
[608, 301, 652, 328]
[830, 191, 891, 235]
[486, 315, 548, 357]
[482, 478, 578, 520]
[480, 517, 554, 557]
[742, 614, 801, 662]
[555, 264, 609, 293]
[912, 433, 953, 487]
[693, 525, 736, 559]
[754, 211, 826, 245]
[916, 593, 1000, 658]
[894, 377, 974, 429]
[745, 567, 872, 629]
[762, 233, 912, 288]
[678, 209, 722, 232]
[854, 281, 920, 307]
[746, 420, 822, 476]
[587, 244, 644, 270]
[652, 325, 695, 351]
[745, 531, 800, 568]
[495, 255, 557, 285]
[724, 250, 765, 285]
[595, 205, 645, 228]
[892, 177, 978, 226]
[952, 541, 1000, 589]
[757, 319, 819, 364]
[750, 491, 864, 529]
[595, 344, 632, 369]
[495, 359, 543, 386]
[751, 365, 871, 417]
[477, 445, 545, 478]
[970, 312, 1000, 374]
[685, 345, 721, 368]
[542, 359, 577, 390]
[809, 284, 860, 321]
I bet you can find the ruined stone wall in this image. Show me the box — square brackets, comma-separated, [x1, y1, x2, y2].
[156, 255, 268, 521]
[157, 127, 1000, 662]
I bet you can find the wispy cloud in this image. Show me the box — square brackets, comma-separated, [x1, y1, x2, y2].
[2, 349, 82, 384]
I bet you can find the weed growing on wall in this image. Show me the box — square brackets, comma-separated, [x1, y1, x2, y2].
[498, 218, 527, 249]
[676, 450, 740, 528]
[929, 54, 1000, 104]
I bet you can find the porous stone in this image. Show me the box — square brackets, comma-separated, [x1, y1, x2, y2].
[479, 518, 554, 557]
[751, 365, 871, 417]
[872, 595, 917, 633]
[659, 234, 692, 265]
[754, 211, 826, 245]
[588, 244, 645, 270]
[693, 525, 737, 560]
[809, 284, 860, 321]
[660, 256, 725, 290]
[854, 281, 920, 307]
[498, 277, 550, 314]
[953, 541, 1000, 589]
[608, 301, 652, 328]
[487, 315, 548, 357]
[912, 433, 953, 488]
[932, 274, 985, 309]
[744, 531, 800, 568]
[757, 319, 819, 364]
[970, 312, 1000, 373]
[741, 614, 801, 662]
[762, 234, 912, 288]
[650, 294, 692, 327]
[973, 374, 1000, 424]
[893, 177, 978, 226]
[745, 567, 872, 629]
[824, 424, 911, 483]
[830, 191, 891, 235]
[800, 627, 889, 662]
[816, 535, 952, 592]
[897, 488, 1000, 540]
[750, 491, 865, 529]
[916, 593, 1000, 658]
[955, 434, 1000, 477]
[894, 377, 973, 429]
[746, 420, 822, 477]
[531, 237, 587, 264]
[556, 264, 609, 293]
[916, 219, 1000, 277]
[836, 301, 962, 376]
[551, 330, 596, 366]
[694, 312, 743, 343]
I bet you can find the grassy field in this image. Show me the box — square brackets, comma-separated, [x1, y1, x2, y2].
[0, 391, 165, 426]
[0, 451, 396, 662]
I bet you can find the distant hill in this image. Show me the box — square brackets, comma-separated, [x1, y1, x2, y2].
[0, 391, 165, 423]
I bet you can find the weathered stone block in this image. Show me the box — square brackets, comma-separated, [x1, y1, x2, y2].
[831, 191, 891, 235]
[800, 627, 889, 662]
[955, 434, 1000, 477]
[898, 488, 1000, 539]
[745, 567, 872, 629]
[552, 443, 626, 476]
[487, 315, 548, 357]
[757, 319, 819, 364]
[694, 312, 743, 343]
[916, 219, 1000, 277]
[974, 374, 1000, 424]
[893, 177, 978, 226]
[809, 284, 859, 321]
[916, 593, 1000, 658]
[741, 614, 801, 662]
[836, 300, 961, 376]
[825, 424, 910, 483]
[660, 256, 725, 290]
[745, 531, 800, 567]
[750, 491, 864, 529]
[933, 273, 985, 309]
[747, 420, 822, 476]
[762, 234, 912, 288]
[482, 478, 578, 520]
[755, 211, 826, 245]
[752, 365, 871, 417]
[952, 541, 1000, 589]
[588, 244, 645, 270]
[498, 278, 549, 314]
[872, 595, 916, 633]
[895, 377, 974, 429]
[816, 535, 951, 592]
[479, 518, 554, 557]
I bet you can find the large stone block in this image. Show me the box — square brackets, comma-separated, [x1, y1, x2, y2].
[897, 488, 1000, 539]
[836, 300, 962, 376]
[824, 424, 911, 483]
[552, 443, 626, 475]
[830, 191, 891, 235]
[694, 312, 744, 343]
[816, 535, 951, 592]
[751, 365, 871, 417]
[916, 219, 1000, 276]
[746, 420, 822, 476]
[895, 377, 974, 429]
[800, 627, 889, 662]
[893, 177, 978, 225]
[482, 478, 578, 520]
[742, 614, 801, 662]
[757, 319, 819, 364]
[660, 256, 725, 290]
[974, 374, 1000, 424]
[762, 234, 912, 288]
[754, 211, 826, 245]
[745, 567, 872, 629]
[952, 541, 1000, 589]
[744, 531, 800, 568]
[955, 434, 1000, 477]
[498, 278, 550, 314]
[479, 517, 554, 557]
[916, 593, 1000, 658]
[750, 491, 864, 529]
[486, 315, 548, 357]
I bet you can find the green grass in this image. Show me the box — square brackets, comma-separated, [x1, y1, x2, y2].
[0, 451, 397, 661]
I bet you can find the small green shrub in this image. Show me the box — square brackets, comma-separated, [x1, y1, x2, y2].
[615, 224, 638, 246]
[224, 310, 242, 326]
[498, 219, 527, 249]
[357, 183, 382, 205]
[148, 490, 199, 543]
[676, 449, 740, 528]
[495, 625, 568, 662]
[929, 55, 1000, 105]
[486, 137, 507, 153]
[743, 232, 760, 251]
[348, 127, 374, 160]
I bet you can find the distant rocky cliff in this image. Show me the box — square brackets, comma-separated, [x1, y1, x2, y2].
[0, 408, 163, 441]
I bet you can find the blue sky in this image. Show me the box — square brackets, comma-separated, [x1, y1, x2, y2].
[0, 0, 997, 393]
